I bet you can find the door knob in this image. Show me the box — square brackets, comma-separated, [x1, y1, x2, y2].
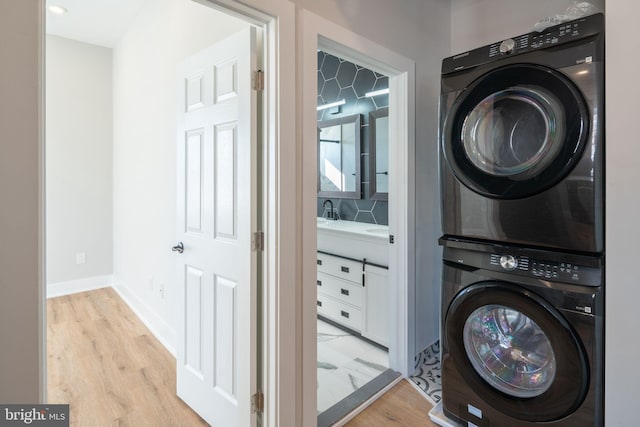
[172, 242, 184, 254]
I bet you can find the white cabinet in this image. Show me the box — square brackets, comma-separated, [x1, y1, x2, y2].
[316, 250, 389, 347]
[316, 220, 390, 346]
[361, 265, 389, 347]
[316, 253, 364, 332]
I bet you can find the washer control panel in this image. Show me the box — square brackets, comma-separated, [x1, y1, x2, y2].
[487, 252, 600, 286]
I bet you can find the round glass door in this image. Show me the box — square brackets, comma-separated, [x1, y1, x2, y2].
[445, 282, 589, 422]
[463, 304, 556, 398]
[443, 64, 589, 199]
[462, 86, 564, 179]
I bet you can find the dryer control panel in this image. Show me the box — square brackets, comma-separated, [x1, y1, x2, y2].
[442, 12, 603, 74]
[441, 240, 602, 287]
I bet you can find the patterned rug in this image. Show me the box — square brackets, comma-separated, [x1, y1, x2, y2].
[409, 340, 442, 405]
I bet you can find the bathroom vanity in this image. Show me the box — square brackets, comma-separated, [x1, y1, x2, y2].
[316, 219, 390, 347]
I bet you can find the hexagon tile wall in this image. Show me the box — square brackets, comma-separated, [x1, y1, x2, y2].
[316, 51, 389, 225]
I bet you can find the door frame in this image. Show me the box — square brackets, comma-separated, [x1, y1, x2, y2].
[39, 0, 298, 426]
[301, 9, 416, 425]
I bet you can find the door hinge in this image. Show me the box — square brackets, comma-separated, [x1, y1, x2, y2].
[253, 70, 264, 91]
[251, 391, 264, 413]
[252, 231, 264, 251]
[389, 234, 395, 244]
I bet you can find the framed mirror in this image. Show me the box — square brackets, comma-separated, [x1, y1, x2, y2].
[369, 107, 388, 200]
[317, 114, 362, 199]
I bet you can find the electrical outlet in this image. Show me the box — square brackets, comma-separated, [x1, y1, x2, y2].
[76, 252, 86, 265]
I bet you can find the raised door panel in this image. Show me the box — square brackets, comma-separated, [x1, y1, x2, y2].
[185, 266, 204, 378]
[214, 275, 238, 403]
[185, 129, 204, 234]
[214, 122, 238, 240]
[215, 59, 238, 103]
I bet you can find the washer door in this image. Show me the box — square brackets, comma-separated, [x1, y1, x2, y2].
[442, 64, 589, 199]
[445, 282, 589, 422]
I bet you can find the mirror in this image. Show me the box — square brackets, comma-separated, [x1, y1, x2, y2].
[369, 107, 388, 200]
[317, 114, 362, 199]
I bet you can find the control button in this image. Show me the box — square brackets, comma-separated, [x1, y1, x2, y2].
[499, 38, 516, 54]
[499, 255, 518, 271]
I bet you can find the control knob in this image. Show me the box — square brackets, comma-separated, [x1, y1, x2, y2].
[500, 255, 518, 271]
[499, 38, 516, 54]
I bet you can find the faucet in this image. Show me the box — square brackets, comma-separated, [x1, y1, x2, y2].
[322, 199, 337, 220]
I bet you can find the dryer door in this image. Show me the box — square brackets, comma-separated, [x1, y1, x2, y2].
[445, 282, 589, 422]
[442, 64, 589, 199]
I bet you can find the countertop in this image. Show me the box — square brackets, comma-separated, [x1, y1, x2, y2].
[316, 218, 389, 240]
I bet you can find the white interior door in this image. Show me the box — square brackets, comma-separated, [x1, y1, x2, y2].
[175, 27, 258, 427]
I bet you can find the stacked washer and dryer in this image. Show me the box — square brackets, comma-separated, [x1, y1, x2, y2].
[438, 14, 604, 426]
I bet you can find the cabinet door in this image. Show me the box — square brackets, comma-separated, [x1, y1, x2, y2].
[362, 265, 389, 347]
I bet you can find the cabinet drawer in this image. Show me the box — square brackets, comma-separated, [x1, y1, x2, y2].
[316, 253, 362, 283]
[316, 294, 362, 332]
[317, 272, 362, 308]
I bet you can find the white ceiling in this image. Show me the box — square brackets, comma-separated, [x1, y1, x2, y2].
[45, 0, 150, 48]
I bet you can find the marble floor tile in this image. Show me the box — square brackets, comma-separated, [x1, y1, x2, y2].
[317, 319, 389, 413]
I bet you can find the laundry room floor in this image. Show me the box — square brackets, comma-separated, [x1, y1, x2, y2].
[410, 341, 442, 405]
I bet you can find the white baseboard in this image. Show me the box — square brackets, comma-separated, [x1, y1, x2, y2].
[47, 275, 114, 299]
[111, 281, 176, 357]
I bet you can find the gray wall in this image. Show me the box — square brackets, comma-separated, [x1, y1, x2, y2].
[605, 0, 640, 424]
[46, 35, 113, 284]
[294, 0, 451, 353]
[0, 0, 43, 403]
[112, 0, 247, 346]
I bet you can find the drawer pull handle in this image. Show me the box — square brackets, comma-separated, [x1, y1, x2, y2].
[317, 301, 322, 307]
[341, 266, 350, 273]
[340, 288, 349, 296]
[317, 259, 323, 266]
[341, 310, 350, 319]
[317, 280, 322, 286]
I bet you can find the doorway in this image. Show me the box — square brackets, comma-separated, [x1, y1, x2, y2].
[43, 0, 287, 425]
[301, 9, 416, 426]
[315, 50, 394, 418]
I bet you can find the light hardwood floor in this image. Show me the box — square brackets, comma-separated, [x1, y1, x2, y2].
[48, 288, 438, 427]
[47, 288, 207, 426]
[346, 380, 438, 427]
